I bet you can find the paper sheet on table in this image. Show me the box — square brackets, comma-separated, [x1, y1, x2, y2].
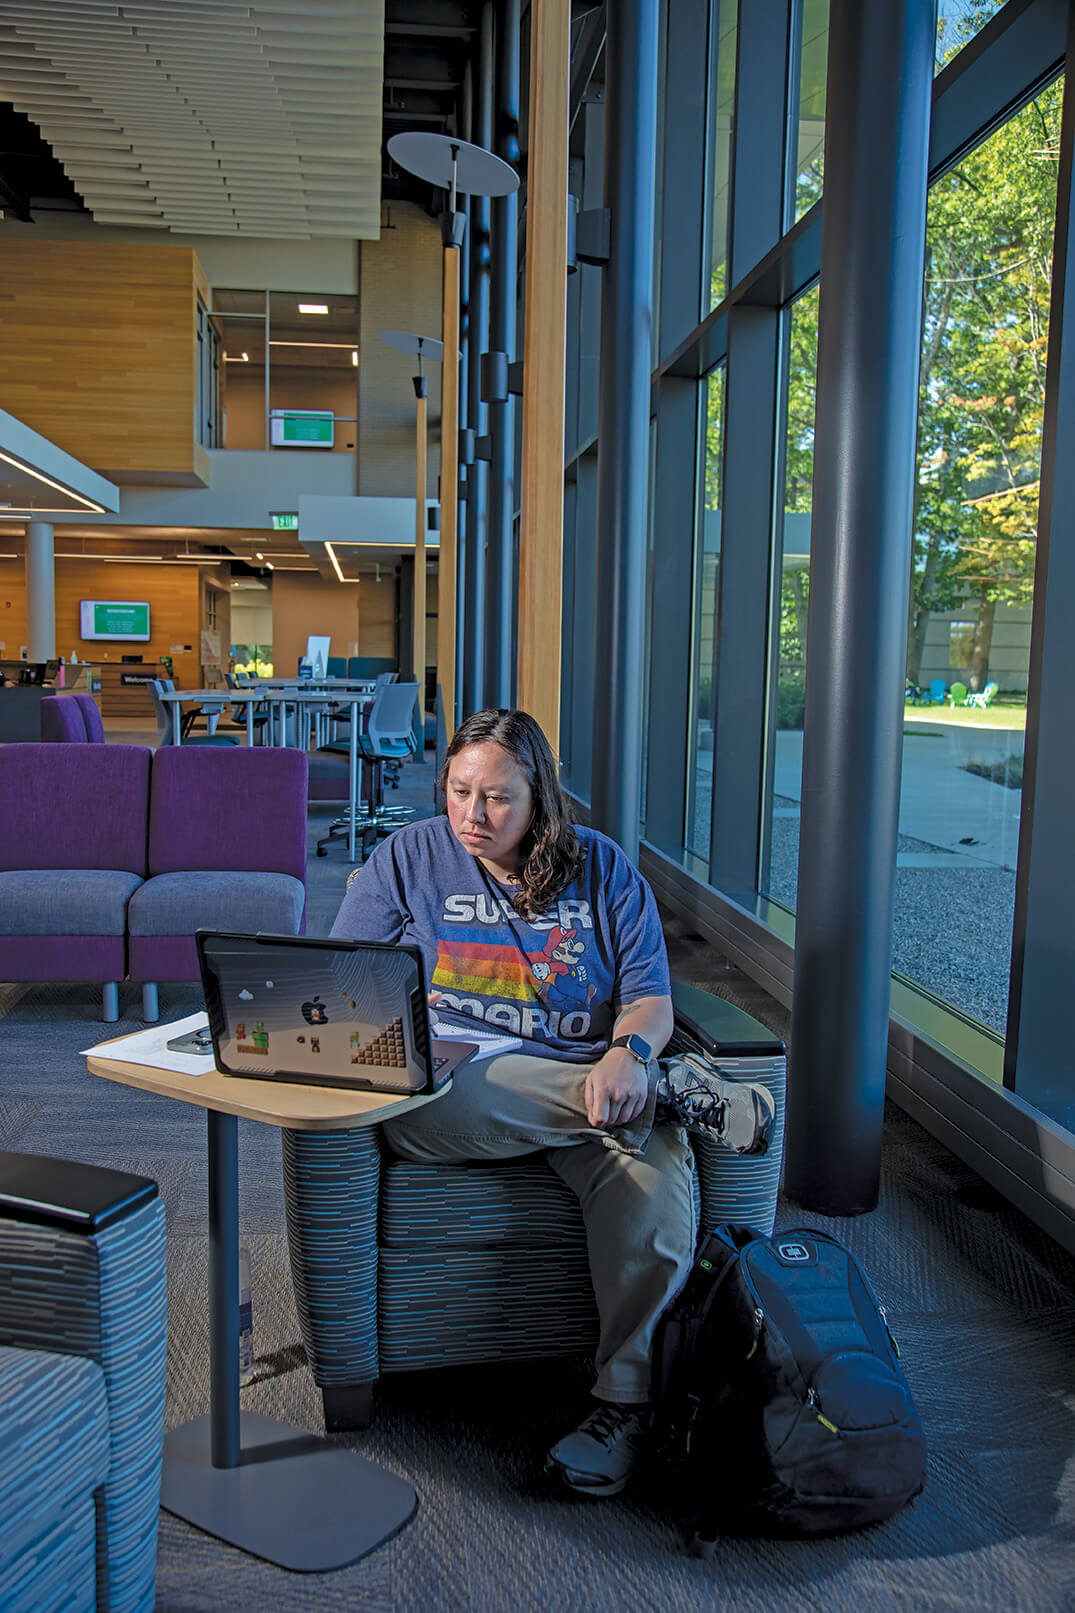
[82, 1012, 217, 1077]
[431, 1017, 521, 1061]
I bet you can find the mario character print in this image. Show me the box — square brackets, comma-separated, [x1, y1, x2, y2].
[529, 925, 598, 1012]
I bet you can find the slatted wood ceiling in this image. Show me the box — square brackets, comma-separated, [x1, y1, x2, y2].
[0, 0, 385, 238]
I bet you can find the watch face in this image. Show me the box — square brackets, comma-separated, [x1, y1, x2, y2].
[615, 1033, 652, 1063]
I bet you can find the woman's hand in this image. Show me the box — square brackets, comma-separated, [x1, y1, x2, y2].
[585, 1047, 649, 1129]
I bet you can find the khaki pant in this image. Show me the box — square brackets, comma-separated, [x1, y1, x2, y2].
[381, 1052, 696, 1404]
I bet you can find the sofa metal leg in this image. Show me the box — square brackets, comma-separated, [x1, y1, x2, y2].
[142, 982, 159, 1022]
[102, 982, 119, 1022]
[322, 1383, 374, 1432]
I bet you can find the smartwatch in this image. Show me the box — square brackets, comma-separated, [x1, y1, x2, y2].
[610, 1033, 653, 1065]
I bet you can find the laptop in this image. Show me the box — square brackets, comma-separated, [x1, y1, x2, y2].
[195, 931, 477, 1095]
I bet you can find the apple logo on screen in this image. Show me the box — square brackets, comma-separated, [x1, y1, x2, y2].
[301, 996, 328, 1026]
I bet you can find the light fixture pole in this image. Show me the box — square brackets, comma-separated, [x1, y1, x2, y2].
[379, 331, 443, 692]
[387, 132, 518, 740]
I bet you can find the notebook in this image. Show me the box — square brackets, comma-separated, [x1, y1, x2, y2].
[196, 931, 478, 1095]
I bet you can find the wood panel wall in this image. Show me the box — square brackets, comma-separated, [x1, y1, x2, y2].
[0, 557, 206, 692]
[0, 239, 208, 484]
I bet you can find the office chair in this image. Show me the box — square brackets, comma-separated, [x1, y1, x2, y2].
[149, 680, 237, 748]
[314, 681, 419, 859]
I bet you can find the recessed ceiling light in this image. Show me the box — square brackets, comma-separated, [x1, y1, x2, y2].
[352, 350, 358, 366]
[299, 303, 329, 315]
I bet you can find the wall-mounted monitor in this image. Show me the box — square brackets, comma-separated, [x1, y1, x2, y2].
[270, 409, 334, 449]
[79, 600, 152, 642]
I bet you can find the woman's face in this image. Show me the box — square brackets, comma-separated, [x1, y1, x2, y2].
[445, 741, 534, 878]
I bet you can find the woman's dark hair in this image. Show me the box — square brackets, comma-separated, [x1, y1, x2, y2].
[439, 708, 584, 920]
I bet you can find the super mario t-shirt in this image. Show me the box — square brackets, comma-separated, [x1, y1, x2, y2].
[329, 815, 670, 1061]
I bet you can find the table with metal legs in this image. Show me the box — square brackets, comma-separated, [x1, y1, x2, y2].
[87, 1047, 443, 1571]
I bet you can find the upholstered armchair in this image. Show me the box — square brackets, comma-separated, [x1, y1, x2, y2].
[40, 693, 90, 741]
[128, 746, 309, 1020]
[282, 981, 786, 1431]
[0, 1151, 166, 1612]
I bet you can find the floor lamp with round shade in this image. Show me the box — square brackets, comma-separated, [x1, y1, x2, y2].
[379, 330, 443, 699]
[386, 131, 519, 739]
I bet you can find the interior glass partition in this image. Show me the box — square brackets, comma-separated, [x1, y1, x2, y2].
[894, 78, 1062, 1040]
[686, 364, 726, 862]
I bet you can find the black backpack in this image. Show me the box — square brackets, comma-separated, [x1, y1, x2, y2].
[652, 1223, 927, 1551]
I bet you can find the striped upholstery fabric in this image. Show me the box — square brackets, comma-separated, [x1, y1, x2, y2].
[282, 1127, 381, 1386]
[663, 1028, 787, 1238]
[0, 1197, 167, 1613]
[282, 1019, 784, 1405]
[4, 1491, 99, 1613]
[0, 1346, 110, 1612]
[380, 1158, 599, 1369]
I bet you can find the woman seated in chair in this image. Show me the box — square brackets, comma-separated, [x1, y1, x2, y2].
[331, 708, 774, 1497]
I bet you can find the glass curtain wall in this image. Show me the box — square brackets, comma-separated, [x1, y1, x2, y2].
[896, 78, 1062, 1040]
[686, 365, 725, 861]
[561, 0, 1075, 1222]
[762, 283, 818, 908]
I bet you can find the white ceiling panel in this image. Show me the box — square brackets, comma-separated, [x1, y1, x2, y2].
[0, 0, 386, 238]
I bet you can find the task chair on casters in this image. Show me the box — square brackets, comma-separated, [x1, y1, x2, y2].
[282, 980, 787, 1432]
[315, 680, 420, 860]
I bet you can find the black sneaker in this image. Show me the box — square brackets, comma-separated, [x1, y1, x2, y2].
[656, 1053, 776, 1155]
[545, 1402, 648, 1497]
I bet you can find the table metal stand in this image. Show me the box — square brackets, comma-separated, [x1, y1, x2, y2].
[160, 1109, 417, 1571]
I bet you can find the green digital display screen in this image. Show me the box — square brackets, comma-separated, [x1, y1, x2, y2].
[79, 600, 151, 641]
[271, 411, 334, 447]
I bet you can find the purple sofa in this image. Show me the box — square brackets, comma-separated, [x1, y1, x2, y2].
[0, 744, 308, 1022]
[0, 745, 151, 1020]
[128, 747, 308, 1019]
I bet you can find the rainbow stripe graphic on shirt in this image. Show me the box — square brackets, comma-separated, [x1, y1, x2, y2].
[432, 938, 539, 1003]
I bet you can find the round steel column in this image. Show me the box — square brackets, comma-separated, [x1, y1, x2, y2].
[25, 520, 56, 661]
[589, 0, 660, 857]
[785, 0, 934, 1213]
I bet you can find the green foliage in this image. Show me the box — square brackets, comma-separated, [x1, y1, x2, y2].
[775, 677, 806, 730]
[963, 753, 1024, 790]
[910, 78, 1062, 676]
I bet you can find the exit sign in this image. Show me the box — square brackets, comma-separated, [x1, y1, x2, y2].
[271, 512, 299, 530]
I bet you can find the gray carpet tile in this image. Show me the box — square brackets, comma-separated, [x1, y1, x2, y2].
[3, 752, 1075, 1610]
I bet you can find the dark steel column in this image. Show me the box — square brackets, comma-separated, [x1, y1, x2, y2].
[785, 0, 934, 1213]
[207, 1109, 240, 1468]
[483, 0, 520, 709]
[456, 61, 473, 713]
[464, 0, 494, 717]
[589, 0, 660, 857]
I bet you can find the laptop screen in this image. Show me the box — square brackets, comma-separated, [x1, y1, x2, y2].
[197, 932, 436, 1092]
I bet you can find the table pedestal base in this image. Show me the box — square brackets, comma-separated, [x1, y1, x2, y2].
[161, 1410, 417, 1571]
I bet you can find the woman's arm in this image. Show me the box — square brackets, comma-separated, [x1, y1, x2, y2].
[584, 993, 673, 1129]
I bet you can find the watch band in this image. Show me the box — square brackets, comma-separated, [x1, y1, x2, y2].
[610, 1033, 652, 1065]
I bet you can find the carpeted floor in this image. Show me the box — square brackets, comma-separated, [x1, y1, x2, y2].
[3, 755, 1074, 1610]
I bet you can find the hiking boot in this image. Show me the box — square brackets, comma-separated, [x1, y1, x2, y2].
[545, 1402, 648, 1497]
[656, 1053, 776, 1155]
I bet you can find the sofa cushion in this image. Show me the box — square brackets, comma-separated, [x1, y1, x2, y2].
[127, 870, 305, 936]
[148, 748, 308, 877]
[0, 1345, 110, 1567]
[0, 745, 150, 874]
[0, 870, 143, 935]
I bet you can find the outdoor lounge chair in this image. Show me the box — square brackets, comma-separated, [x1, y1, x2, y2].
[966, 680, 998, 709]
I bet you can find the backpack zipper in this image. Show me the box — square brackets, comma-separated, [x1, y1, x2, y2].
[878, 1304, 901, 1358]
[806, 1386, 839, 1435]
[745, 1306, 764, 1359]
